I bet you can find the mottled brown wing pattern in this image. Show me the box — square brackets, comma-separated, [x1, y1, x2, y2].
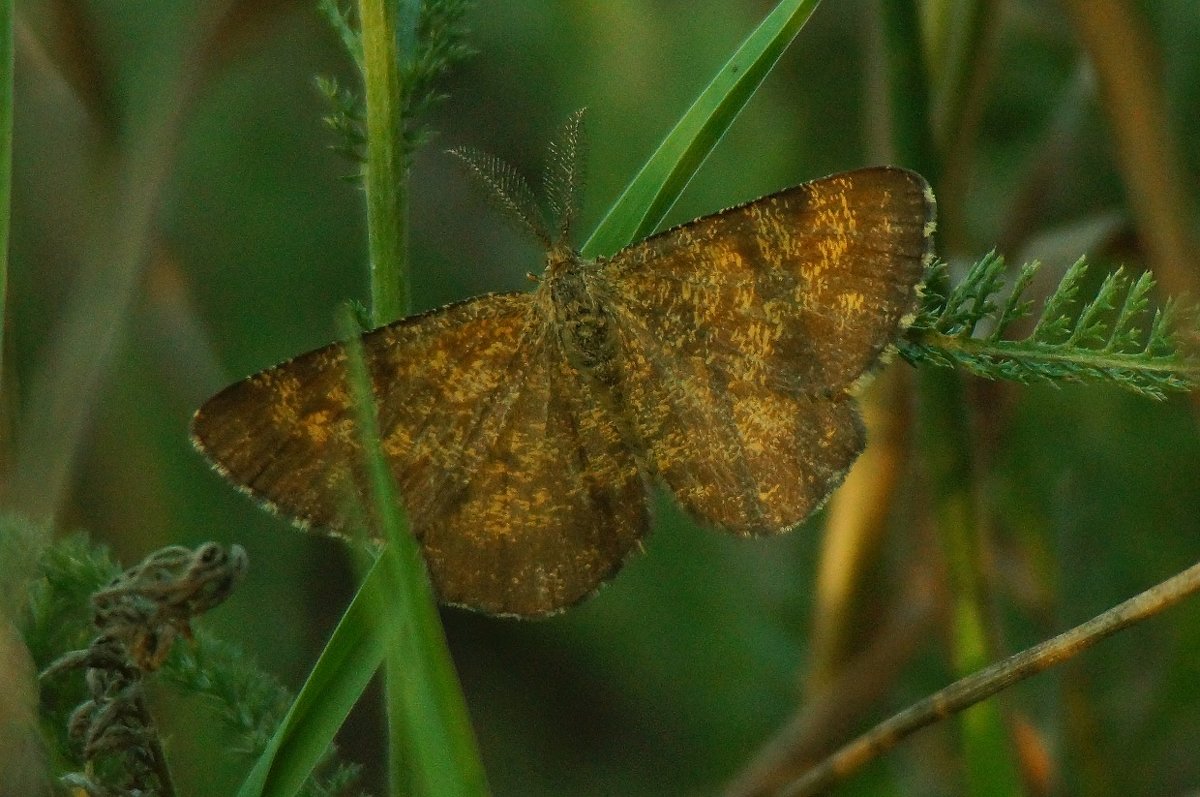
[602, 167, 933, 395]
[192, 293, 648, 616]
[609, 314, 865, 535]
[416, 334, 648, 616]
[596, 167, 934, 535]
[192, 294, 533, 529]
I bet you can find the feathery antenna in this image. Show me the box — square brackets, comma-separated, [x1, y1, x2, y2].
[448, 109, 590, 250]
[544, 108, 588, 245]
[448, 147, 553, 248]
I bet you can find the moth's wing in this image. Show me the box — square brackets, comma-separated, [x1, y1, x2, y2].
[191, 294, 532, 530]
[598, 167, 934, 535]
[608, 317, 865, 536]
[191, 293, 648, 617]
[603, 166, 933, 394]
[417, 332, 649, 617]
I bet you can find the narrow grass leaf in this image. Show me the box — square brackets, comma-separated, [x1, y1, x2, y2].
[581, 0, 823, 257]
[236, 557, 389, 797]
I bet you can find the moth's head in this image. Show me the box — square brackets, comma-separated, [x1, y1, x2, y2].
[543, 243, 583, 280]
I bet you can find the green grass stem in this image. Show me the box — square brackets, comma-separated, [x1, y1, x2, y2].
[360, 0, 411, 323]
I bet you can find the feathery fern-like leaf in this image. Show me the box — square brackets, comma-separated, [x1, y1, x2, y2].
[317, 0, 475, 169]
[398, 0, 475, 156]
[317, 0, 364, 68]
[902, 254, 1200, 400]
[315, 75, 366, 170]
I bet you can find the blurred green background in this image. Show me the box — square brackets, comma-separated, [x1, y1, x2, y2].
[6, 1, 1200, 795]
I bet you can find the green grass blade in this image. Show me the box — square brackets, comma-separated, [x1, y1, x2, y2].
[236, 557, 389, 797]
[340, 310, 488, 797]
[235, 552, 486, 797]
[580, 0, 823, 258]
[236, 557, 487, 797]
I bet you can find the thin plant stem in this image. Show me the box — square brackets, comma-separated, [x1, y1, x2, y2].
[781, 558, 1200, 797]
[0, 0, 11, 382]
[360, 0, 410, 324]
[877, 0, 934, 176]
[909, 330, 1200, 391]
[356, 3, 485, 795]
[878, 3, 1021, 793]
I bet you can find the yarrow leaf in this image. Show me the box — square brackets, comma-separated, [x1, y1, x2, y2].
[901, 253, 1200, 400]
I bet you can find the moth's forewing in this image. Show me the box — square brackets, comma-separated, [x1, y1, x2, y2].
[594, 167, 934, 534]
[191, 292, 649, 616]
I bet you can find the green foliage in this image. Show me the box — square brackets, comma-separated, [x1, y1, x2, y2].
[22, 533, 117, 769]
[23, 533, 118, 669]
[317, 0, 363, 69]
[23, 534, 366, 797]
[166, 631, 365, 797]
[398, 0, 475, 154]
[316, 0, 474, 168]
[901, 253, 1200, 399]
[236, 557, 391, 797]
[315, 75, 367, 170]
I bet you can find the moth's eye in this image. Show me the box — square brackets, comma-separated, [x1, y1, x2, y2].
[198, 543, 222, 565]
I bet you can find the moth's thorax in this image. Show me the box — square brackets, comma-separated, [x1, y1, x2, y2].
[542, 246, 620, 387]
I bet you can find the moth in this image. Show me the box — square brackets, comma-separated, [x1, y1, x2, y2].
[192, 115, 935, 617]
